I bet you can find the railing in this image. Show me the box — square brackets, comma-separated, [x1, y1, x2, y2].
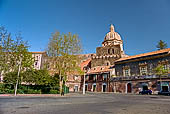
[110, 74, 170, 81]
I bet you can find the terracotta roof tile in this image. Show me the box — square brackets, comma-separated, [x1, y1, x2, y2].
[80, 59, 91, 70]
[31, 51, 46, 54]
[87, 66, 112, 74]
[116, 48, 170, 62]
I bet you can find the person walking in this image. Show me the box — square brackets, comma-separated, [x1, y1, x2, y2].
[61, 89, 64, 96]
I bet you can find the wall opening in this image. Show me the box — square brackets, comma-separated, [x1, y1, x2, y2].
[102, 83, 107, 92]
[127, 83, 132, 93]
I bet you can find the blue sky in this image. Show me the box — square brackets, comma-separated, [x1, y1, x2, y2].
[0, 0, 170, 55]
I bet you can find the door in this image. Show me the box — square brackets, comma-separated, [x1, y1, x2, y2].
[127, 83, 132, 93]
[74, 85, 78, 92]
[103, 85, 107, 92]
[93, 85, 96, 92]
[85, 85, 88, 91]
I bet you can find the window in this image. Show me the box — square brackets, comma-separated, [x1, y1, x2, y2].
[163, 64, 168, 70]
[89, 75, 93, 81]
[85, 76, 88, 81]
[112, 49, 114, 54]
[108, 49, 111, 54]
[103, 74, 107, 81]
[74, 76, 78, 80]
[140, 66, 147, 75]
[93, 75, 97, 81]
[125, 69, 130, 76]
[124, 69, 130, 76]
[35, 61, 38, 66]
[106, 61, 110, 66]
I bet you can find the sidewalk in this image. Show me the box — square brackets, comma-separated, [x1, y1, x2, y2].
[0, 93, 73, 97]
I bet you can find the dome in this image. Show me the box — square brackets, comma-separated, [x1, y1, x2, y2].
[104, 24, 121, 41]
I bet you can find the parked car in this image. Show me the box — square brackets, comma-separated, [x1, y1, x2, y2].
[139, 89, 152, 95]
[158, 91, 170, 96]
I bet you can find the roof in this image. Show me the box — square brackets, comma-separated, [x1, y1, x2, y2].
[31, 51, 46, 54]
[80, 59, 91, 70]
[116, 48, 170, 63]
[87, 65, 112, 74]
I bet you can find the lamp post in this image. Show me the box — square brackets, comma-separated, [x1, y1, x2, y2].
[83, 72, 86, 94]
[83, 67, 87, 95]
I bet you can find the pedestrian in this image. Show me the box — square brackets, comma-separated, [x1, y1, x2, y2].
[61, 89, 64, 96]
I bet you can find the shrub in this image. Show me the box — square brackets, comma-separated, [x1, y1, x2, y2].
[27, 89, 41, 94]
[49, 90, 59, 94]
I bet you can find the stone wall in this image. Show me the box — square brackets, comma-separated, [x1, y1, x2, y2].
[96, 45, 121, 56]
[91, 57, 118, 67]
[110, 78, 170, 94]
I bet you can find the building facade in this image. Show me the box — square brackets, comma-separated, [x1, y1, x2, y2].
[83, 24, 128, 92]
[0, 52, 46, 82]
[31, 52, 47, 70]
[111, 48, 170, 94]
[66, 54, 94, 92]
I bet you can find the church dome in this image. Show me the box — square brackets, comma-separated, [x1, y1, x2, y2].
[104, 24, 121, 41]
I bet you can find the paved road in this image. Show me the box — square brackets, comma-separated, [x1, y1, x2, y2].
[0, 93, 170, 114]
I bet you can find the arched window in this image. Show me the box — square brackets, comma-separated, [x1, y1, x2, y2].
[108, 49, 111, 54]
[112, 49, 114, 54]
[106, 61, 110, 66]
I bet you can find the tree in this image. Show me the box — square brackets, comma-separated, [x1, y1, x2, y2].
[156, 40, 167, 50]
[0, 26, 34, 96]
[47, 31, 82, 94]
[154, 64, 168, 90]
[23, 69, 60, 93]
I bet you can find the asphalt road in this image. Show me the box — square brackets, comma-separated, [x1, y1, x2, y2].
[0, 93, 170, 114]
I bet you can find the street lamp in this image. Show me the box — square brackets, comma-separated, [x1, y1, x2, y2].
[83, 67, 87, 95]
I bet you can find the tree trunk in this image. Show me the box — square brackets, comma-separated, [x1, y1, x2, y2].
[59, 71, 63, 95]
[14, 57, 22, 96]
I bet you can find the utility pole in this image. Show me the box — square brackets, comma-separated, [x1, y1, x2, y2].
[15, 57, 22, 96]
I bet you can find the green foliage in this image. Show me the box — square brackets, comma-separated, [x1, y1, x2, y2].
[0, 26, 34, 95]
[0, 26, 34, 74]
[47, 31, 82, 92]
[154, 65, 168, 76]
[50, 73, 60, 88]
[2, 69, 60, 94]
[156, 40, 168, 50]
[0, 83, 14, 94]
[0, 83, 59, 94]
[3, 72, 18, 85]
[34, 69, 52, 86]
[49, 90, 60, 94]
[22, 69, 55, 86]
